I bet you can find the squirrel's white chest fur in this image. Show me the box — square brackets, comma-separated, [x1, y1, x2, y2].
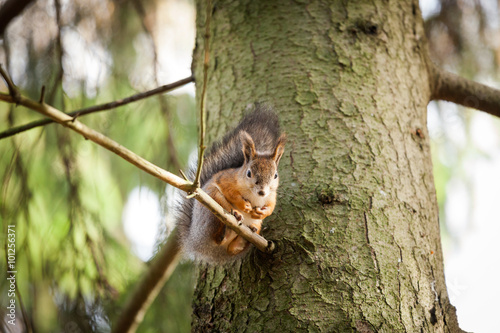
[246, 192, 268, 207]
[240, 192, 268, 227]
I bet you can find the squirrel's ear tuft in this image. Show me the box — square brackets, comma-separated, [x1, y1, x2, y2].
[273, 133, 286, 165]
[240, 131, 256, 163]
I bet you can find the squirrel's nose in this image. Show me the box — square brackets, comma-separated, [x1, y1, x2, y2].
[258, 190, 265, 196]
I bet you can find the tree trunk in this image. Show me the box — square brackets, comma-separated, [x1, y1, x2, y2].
[191, 0, 462, 331]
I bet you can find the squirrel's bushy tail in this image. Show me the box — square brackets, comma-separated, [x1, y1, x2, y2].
[175, 105, 282, 259]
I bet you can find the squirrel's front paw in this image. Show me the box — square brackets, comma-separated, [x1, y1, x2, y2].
[250, 206, 267, 219]
[242, 199, 253, 214]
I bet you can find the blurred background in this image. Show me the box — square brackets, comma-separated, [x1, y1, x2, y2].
[0, 0, 499, 332]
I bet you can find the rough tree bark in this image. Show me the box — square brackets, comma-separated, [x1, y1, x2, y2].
[191, 0, 462, 332]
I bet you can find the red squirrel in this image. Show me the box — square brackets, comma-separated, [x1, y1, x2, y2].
[177, 108, 286, 263]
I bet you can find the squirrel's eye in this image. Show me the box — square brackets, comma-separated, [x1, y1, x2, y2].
[274, 172, 278, 179]
[246, 170, 252, 178]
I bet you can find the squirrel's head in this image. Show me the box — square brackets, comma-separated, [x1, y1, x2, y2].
[239, 131, 286, 198]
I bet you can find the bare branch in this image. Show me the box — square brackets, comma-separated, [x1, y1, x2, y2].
[192, 0, 212, 188]
[0, 76, 194, 140]
[39, 85, 45, 104]
[430, 64, 500, 118]
[0, 0, 35, 37]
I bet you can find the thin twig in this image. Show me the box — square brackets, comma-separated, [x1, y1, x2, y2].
[0, 76, 194, 140]
[179, 169, 189, 181]
[39, 85, 45, 104]
[192, 0, 212, 189]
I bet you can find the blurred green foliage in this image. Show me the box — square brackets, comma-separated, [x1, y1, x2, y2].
[0, 0, 196, 331]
